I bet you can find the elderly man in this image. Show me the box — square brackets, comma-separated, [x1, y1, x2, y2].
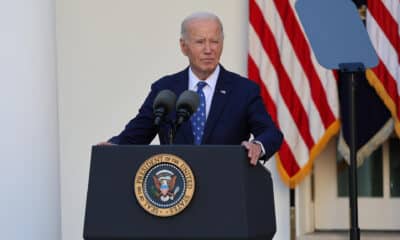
[101, 12, 283, 165]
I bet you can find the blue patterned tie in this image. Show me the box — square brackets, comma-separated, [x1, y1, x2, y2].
[191, 81, 207, 145]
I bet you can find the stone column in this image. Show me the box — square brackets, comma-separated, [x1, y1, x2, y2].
[0, 1, 61, 239]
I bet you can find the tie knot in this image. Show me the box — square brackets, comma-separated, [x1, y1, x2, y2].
[197, 81, 207, 90]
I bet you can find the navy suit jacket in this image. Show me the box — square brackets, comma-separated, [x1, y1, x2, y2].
[109, 66, 283, 159]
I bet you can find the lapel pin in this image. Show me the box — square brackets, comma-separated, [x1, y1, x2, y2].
[220, 90, 227, 94]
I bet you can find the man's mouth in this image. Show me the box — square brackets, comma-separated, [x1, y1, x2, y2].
[201, 58, 214, 62]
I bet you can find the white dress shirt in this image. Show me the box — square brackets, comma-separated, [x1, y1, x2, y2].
[188, 65, 220, 119]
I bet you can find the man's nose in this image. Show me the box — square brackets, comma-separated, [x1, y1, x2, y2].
[203, 41, 212, 53]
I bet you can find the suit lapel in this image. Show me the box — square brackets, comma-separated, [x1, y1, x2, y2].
[171, 68, 193, 144]
[171, 68, 189, 99]
[202, 67, 232, 144]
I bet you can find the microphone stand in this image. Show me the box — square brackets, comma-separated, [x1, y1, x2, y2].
[168, 116, 191, 144]
[168, 120, 177, 145]
[157, 117, 185, 145]
[169, 119, 187, 145]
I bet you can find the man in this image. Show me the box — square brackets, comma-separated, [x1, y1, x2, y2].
[100, 12, 283, 165]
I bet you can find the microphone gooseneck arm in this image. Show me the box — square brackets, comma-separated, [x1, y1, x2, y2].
[168, 90, 200, 144]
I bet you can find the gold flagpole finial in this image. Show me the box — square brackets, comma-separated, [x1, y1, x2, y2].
[358, 4, 367, 20]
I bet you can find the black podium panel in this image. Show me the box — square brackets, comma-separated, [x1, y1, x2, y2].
[84, 145, 276, 240]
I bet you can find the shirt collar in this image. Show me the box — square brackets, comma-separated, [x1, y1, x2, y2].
[188, 65, 220, 91]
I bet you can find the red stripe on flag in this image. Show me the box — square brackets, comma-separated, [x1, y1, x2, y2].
[372, 60, 400, 118]
[273, 0, 336, 128]
[250, 0, 315, 149]
[368, 0, 400, 63]
[248, 55, 278, 124]
[373, 62, 398, 102]
[279, 141, 300, 177]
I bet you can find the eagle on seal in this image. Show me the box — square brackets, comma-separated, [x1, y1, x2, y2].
[153, 170, 177, 202]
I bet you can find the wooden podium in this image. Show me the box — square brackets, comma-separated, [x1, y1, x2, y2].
[84, 145, 276, 239]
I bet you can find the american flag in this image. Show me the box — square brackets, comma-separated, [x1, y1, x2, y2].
[366, 0, 400, 137]
[248, 0, 400, 188]
[248, 0, 340, 188]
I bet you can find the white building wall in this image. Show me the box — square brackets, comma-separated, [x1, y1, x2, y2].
[56, 0, 290, 239]
[0, 0, 61, 239]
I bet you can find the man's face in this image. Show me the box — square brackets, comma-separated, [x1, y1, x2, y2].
[180, 19, 223, 80]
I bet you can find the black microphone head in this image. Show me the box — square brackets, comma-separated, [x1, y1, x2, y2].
[153, 89, 177, 114]
[176, 90, 200, 115]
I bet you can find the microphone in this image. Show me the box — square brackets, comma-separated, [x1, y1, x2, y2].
[153, 89, 177, 126]
[175, 90, 200, 126]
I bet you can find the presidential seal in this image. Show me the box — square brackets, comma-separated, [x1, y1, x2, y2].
[134, 154, 195, 217]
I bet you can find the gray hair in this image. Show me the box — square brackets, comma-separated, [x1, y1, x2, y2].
[180, 12, 224, 40]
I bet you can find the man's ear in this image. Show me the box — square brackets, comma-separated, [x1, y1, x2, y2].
[179, 38, 188, 56]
